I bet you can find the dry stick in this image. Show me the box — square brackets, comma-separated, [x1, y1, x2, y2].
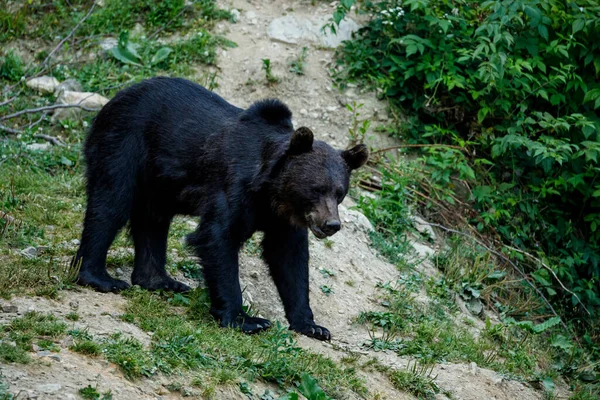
[33, 134, 65, 147]
[504, 244, 590, 316]
[421, 221, 575, 337]
[0, 102, 100, 122]
[41, 1, 97, 68]
[372, 143, 464, 155]
[0, 97, 17, 107]
[0, 123, 22, 134]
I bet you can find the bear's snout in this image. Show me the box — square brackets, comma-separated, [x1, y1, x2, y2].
[321, 220, 341, 236]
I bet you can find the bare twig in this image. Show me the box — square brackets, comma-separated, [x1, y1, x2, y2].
[1, 102, 100, 122]
[41, 1, 97, 68]
[33, 134, 65, 147]
[504, 245, 590, 316]
[421, 221, 576, 337]
[0, 123, 22, 134]
[0, 96, 17, 107]
[373, 143, 465, 155]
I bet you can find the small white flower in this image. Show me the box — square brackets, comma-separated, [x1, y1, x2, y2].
[580, 6, 584, 12]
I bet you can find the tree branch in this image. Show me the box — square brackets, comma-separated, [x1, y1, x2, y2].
[33, 134, 65, 147]
[1, 103, 100, 122]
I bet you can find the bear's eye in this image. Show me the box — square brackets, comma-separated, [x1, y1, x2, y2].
[312, 186, 328, 195]
[336, 188, 345, 203]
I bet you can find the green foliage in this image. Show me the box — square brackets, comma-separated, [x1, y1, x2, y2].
[289, 47, 309, 75]
[0, 52, 23, 82]
[335, 0, 600, 344]
[389, 361, 439, 400]
[78, 385, 113, 400]
[262, 58, 280, 84]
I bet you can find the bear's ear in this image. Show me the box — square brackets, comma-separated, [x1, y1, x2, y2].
[288, 127, 314, 155]
[342, 144, 369, 170]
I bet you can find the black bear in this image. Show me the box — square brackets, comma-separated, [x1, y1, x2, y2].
[73, 77, 368, 340]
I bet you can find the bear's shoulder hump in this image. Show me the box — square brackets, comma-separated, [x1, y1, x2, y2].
[240, 99, 293, 129]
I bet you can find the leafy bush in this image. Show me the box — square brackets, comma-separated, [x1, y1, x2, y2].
[335, 0, 600, 332]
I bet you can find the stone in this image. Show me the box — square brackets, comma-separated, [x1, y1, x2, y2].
[266, 15, 360, 48]
[2, 304, 18, 313]
[230, 9, 240, 22]
[52, 90, 109, 122]
[57, 90, 109, 109]
[250, 271, 260, 279]
[69, 300, 79, 309]
[55, 79, 83, 96]
[26, 76, 60, 94]
[412, 215, 436, 240]
[115, 267, 124, 277]
[36, 384, 62, 394]
[21, 246, 38, 258]
[25, 143, 51, 151]
[99, 37, 118, 51]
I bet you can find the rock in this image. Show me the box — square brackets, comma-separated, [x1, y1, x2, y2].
[99, 37, 118, 51]
[250, 271, 260, 279]
[36, 383, 62, 394]
[26, 76, 60, 94]
[52, 90, 109, 122]
[71, 239, 80, 246]
[62, 335, 74, 348]
[412, 215, 436, 240]
[267, 16, 360, 48]
[230, 9, 240, 22]
[2, 304, 18, 313]
[55, 79, 83, 96]
[115, 267, 124, 277]
[69, 300, 79, 309]
[25, 142, 50, 151]
[21, 246, 38, 258]
[57, 90, 109, 109]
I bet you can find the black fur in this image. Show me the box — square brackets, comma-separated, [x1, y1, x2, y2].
[73, 77, 368, 340]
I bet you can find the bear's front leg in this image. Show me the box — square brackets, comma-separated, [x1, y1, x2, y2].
[262, 223, 331, 341]
[187, 215, 271, 335]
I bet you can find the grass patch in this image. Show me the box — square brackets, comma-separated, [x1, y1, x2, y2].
[0, 342, 30, 364]
[112, 288, 366, 397]
[79, 385, 113, 400]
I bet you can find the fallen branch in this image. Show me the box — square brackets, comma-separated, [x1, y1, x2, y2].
[0, 97, 17, 107]
[41, 1, 98, 68]
[0, 123, 22, 134]
[1, 102, 100, 121]
[33, 134, 65, 147]
[372, 143, 465, 155]
[504, 244, 590, 316]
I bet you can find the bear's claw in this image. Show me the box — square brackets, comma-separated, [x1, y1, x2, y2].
[291, 323, 331, 341]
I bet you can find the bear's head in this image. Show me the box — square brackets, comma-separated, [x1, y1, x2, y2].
[273, 127, 369, 238]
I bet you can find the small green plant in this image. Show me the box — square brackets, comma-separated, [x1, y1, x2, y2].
[346, 102, 371, 147]
[389, 361, 439, 400]
[319, 268, 335, 278]
[262, 58, 280, 85]
[0, 51, 23, 82]
[66, 312, 80, 321]
[289, 46, 308, 75]
[320, 285, 334, 296]
[79, 385, 113, 400]
[322, 239, 334, 249]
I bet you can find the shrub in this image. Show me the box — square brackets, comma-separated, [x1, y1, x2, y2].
[334, 0, 600, 331]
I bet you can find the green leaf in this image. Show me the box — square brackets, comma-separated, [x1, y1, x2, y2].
[538, 24, 549, 41]
[406, 45, 418, 57]
[150, 47, 172, 65]
[110, 47, 143, 66]
[572, 19, 585, 34]
[532, 316, 561, 334]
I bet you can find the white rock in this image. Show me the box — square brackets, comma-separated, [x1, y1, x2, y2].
[230, 9, 241, 22]
[99, 37, 118, 51]
[55, 79, 83, 96]
[57, 90, 109, 109]
[411, 215, 436, 240]
[37, 384, 62, 394]
[26, 76, 60, 94]
[21, 246, 38, 258]
[26, 143, 50, 151]
[266, 16, 360, 48]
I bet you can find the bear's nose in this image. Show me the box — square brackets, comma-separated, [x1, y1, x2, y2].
[322, 220, 341, 235]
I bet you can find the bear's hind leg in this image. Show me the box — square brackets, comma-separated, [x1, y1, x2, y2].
[130, 212, 190, 293]
[75, 191, 131, 293]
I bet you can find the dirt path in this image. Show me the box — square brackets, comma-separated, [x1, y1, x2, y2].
[0, 1, 562, 399]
